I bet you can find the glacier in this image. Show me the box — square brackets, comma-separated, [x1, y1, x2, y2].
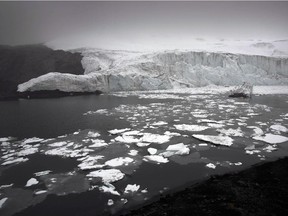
[18, 45, 288, 93]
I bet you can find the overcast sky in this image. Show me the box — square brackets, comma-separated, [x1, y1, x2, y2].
[0, 1, 288, 45]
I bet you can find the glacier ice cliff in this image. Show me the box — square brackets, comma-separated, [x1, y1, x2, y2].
[18, 49, 288, 93]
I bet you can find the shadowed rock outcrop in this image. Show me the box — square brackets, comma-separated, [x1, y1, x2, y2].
[0, 44, 84, 99]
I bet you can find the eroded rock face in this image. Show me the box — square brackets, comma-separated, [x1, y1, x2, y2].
[0, 44, 84, 99]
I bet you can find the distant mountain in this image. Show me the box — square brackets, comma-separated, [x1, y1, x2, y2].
[0, 44, 84, 99]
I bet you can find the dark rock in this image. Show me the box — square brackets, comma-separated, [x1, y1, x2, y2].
[0, 44, 84, 99]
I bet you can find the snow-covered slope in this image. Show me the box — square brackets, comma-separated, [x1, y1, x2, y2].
[18, 42, 288, 93]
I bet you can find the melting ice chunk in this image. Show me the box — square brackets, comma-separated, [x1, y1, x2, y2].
[25, 178, 39, 187]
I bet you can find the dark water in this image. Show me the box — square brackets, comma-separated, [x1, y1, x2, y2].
[0, 93, 288, 216]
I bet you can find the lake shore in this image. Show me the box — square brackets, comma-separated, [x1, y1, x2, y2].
[127, 157, 288, 216]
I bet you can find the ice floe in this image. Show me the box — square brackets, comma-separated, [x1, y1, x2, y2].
[217, 128, 244, 137]
[174, 124, 208, 132]
[87, 131, 101, 138]
[87, 169, 125, 183]
[143, 155, 169, 164]
[161, 143, 190, 157]
[99, 183, 120, 196]
[105, 157, 134, 167]
[192, 134, 233, 146]
[253, 133, 288, 144]
[89, 139, 108, 148]
[141, 133, 170, 144]
[23, 137, 44, 144]
[25, 178, 39, 187]
[124, 184, 140, 194]
[78, 155, 105, 170]
[270, 125, 288, 133]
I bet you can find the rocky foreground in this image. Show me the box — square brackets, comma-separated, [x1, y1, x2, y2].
[127, 157, 288, 216]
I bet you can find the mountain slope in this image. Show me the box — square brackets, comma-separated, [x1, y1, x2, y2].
[0, 44, 84, 99]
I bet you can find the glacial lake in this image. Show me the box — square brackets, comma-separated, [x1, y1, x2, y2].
[0, 91, 288, 216]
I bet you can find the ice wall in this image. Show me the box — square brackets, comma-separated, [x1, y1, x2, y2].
[18, 49, 288, 93]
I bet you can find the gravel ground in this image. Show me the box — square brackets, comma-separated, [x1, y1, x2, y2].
[127, 157, 288, 216]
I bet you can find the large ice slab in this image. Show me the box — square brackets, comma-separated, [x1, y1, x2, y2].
[192, 134, 233, 146]
[253, 133, 288, 144]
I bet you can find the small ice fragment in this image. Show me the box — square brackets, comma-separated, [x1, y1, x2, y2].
[198, 143, 208, 146]
[121, 198, 128, 204]
[108, 128, 130, 135]
[206, 163, 216, 169]
[234, 162, 242, 166]
[147, 148, 157, 155]
[124, 184, 140, 194]
[141, 188, 148, 193]
[107, 199, 114, 206]
[151, 121, 168, 126]
[34, 170, 52, 177]
[128, 150, 138, 156]
[25, 178, 39, 187]
[35, 190, 47, 195]
[0, 184, 13, 189]
[48, 141, 67, 147]
[136, 142, 150, 147]
[99, 183, 120, 196]
[89, 139, 108, 148]
[0, 197, 8, 208]
[87, 131, 101, 138]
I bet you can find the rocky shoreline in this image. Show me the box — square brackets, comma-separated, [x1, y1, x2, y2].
[126, 157, 288, 216]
